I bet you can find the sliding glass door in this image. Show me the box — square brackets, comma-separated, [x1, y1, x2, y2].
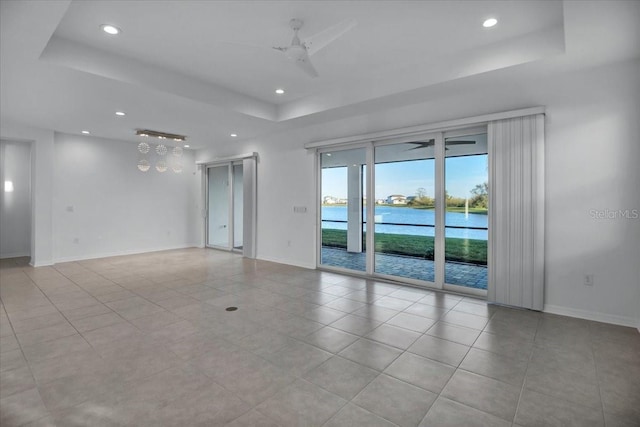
[207, 162, 243, 252]
[374, 141, 436, 282]
[444, 133, 488, 291]
[320, 148, 367, 272]
[317, 129, 488, 295]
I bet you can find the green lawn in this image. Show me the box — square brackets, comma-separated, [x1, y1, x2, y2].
[322, 229, 487, 265]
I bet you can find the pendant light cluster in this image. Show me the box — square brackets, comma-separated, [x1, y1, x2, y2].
[136, 129, 186, 173]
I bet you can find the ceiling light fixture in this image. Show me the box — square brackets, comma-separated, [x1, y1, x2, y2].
[115, 111, 126, 116]
[184, 145, 190, 148]
[275, 89, 285, 95]
[81, 130, 90, 134]
[483, 18, 498, 28]
[101, 24, 121, 35]
[230, 133, 238, 137]
[135, 129, 186, 141]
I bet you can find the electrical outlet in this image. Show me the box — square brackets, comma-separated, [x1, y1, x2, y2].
[287, 240, 291, 247]
[584, 274, 594, 286]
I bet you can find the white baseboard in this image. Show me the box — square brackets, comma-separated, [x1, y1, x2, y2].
[256, 255, 316, 270]
[1, 252, 30, 259]
[30, 259, 53, 267]
[53, 244, 200, 264]
[544, 304, 638, 329]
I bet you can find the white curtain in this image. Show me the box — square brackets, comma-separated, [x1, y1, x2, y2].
[242, 156, 257, 259]
[488, 114, 545, 310]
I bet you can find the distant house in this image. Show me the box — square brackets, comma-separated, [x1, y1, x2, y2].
[376, 199, 386, 205]
[386, 194, 407, 204]
[323, 196, 337, 204]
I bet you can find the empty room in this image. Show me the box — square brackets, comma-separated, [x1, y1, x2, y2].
[1, 1, 639, 426]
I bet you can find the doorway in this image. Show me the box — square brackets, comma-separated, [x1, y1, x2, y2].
[0, 140, 32, 262]
[206, 161, 244, 253]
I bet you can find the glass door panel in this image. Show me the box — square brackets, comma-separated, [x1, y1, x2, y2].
[320, 148, 367, 272]
[207, 165, 230, 248]
[444, 133, 489, 290]
[374, 141, 436, 282]
[232, 163, 243, 251]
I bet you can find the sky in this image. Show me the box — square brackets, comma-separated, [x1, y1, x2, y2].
[322, 155, 488, 199]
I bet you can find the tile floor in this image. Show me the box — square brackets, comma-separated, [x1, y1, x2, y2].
[0, 249, 638, 427]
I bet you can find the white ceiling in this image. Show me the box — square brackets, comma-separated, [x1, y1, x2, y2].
[1, 1, 639, 149]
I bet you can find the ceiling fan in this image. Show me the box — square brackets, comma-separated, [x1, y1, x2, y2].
[272, 18, 357, 78]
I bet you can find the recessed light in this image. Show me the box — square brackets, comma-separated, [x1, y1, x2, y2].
[81, 130, 90, 134]
[230, 133, 238, 137]
[115, 111, 125, 116]
[101, 24, 121, 35]
[275, 89, 285, 95]
[184, 145, 190, 148]
[483, 18, 498, 28]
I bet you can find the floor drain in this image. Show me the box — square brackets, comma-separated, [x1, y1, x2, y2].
[225, 307, 238, 312]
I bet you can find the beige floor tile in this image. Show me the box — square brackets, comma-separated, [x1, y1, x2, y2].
[366, 324, 421, 350]
[2, 249, 637, 427]
[460, 347, 528, 386]
[256, 379, 346, 427]
[303, 326, 359, 353]
[384, 352, 455, 394]
[304, 356, 378, 400]
[408, 334, 470, 367]
[339, 338, 403, 371]
[515, 388, 604, 427]
[325, 403, 399, 427]
[419, 397, 511, 427]
[353, 374, 436, 427]
[441, 370, 521, 421]
[0, 388, 49, 427]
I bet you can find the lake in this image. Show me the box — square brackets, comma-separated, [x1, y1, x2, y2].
[322, 205, 488, 240]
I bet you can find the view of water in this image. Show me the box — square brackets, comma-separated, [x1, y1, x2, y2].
[322, 205, 488, 240]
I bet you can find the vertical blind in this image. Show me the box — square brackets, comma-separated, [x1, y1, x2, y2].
[488, 114, 545, 310]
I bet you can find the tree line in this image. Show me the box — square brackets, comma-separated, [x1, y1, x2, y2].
[408, 182, 488, 209]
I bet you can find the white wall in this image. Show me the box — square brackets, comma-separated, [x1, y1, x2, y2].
[197, 58, 640, 327]
[0, 140, 31, 258]
[53, 132, 201, 262]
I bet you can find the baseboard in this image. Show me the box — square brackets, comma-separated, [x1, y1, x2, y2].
[53, 244, 200, 264]
[544, 304, 638, 329]
[0, 252, 30, 259]
[30, 260, 54, 267]
[256, 255, 316, 270]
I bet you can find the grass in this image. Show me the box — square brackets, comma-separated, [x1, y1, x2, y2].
[322, 228, 487, 265]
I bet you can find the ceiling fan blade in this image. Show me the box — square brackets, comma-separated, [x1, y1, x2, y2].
[295, 54, 319, 78]
[445, 140, 476, 145]
[304, 19, 357, 56]
[406, 140, 435, 150]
